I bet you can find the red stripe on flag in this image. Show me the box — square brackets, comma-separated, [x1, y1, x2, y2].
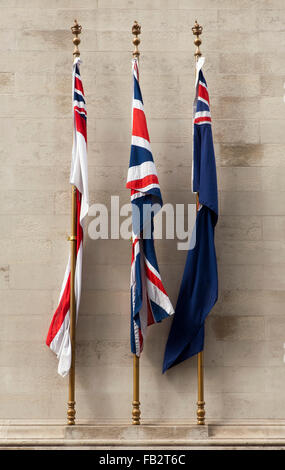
[194, 116, 212, 124]
[126, 174, 158, 190]
[75, 113, 87, 141]
[145, 262, 168, 296]
[198, 84, 210, 104]
[46, 274, 70, 346]
[132, 108, 150, 142]
[74, 105, 86, 116]
[74, 77, 84, 95]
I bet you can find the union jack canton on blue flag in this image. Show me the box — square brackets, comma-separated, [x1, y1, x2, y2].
[163, 57, 218, 372]
[126, 58, 174, 357]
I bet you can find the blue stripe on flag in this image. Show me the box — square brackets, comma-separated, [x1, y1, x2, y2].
[199, 70, 207, 86]
[150, 300, 171, 323]
[74, 91, 86, 103]
[132, 196, 162, 236]
[129, 145, 154, 167]
[196, 100, 210, 112]
[134, 76, 143, 103]
[143, 237, 160, 274]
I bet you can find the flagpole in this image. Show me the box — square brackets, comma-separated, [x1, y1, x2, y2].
[67, 19, 81, 426]
[192, 20, 206, 426]
[131, 20, 141, 426]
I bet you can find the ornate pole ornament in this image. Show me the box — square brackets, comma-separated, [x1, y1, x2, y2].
[192, 20, 203, 59]
[132, 20, 141, 59]
[71, 19, 82, 57]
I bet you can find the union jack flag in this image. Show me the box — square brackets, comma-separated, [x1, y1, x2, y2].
[46, 57, 89, 376]
[126, 58, 174, 356]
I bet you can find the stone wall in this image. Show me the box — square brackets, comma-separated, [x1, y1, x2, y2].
[1, 0, 285, 422]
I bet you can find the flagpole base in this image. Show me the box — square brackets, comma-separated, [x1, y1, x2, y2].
[132, 400, 141, 425]
[67, 401, 76, 425]
[197, 350, 205, 425]
[132, 354, 140, 425]
[197, 400, 205, 425]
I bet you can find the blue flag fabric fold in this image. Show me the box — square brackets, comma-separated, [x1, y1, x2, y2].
[163, 57, 218, 372]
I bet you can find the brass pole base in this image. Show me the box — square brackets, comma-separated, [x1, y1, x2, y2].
[132, 400, 141, 425]
[67, 400, 76, 425]
[197, 400, 205, 425]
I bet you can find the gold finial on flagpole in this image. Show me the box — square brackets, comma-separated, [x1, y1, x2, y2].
[71, 19, 82, 57]
[192, 20, 203, 59]
[132, 20, 141, 59]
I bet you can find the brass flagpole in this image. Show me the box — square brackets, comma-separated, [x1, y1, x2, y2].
[67, 19, 82, 426]
[131, 20, 141, 426]
[192, 20, 206, 426]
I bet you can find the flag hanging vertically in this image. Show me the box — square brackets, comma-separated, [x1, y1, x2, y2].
[126, 58, 174, 356]
[163, 57, 218, 372]
[46, 57, 89, 377]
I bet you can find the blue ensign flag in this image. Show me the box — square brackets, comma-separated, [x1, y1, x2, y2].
[163, 57, 218, 372]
